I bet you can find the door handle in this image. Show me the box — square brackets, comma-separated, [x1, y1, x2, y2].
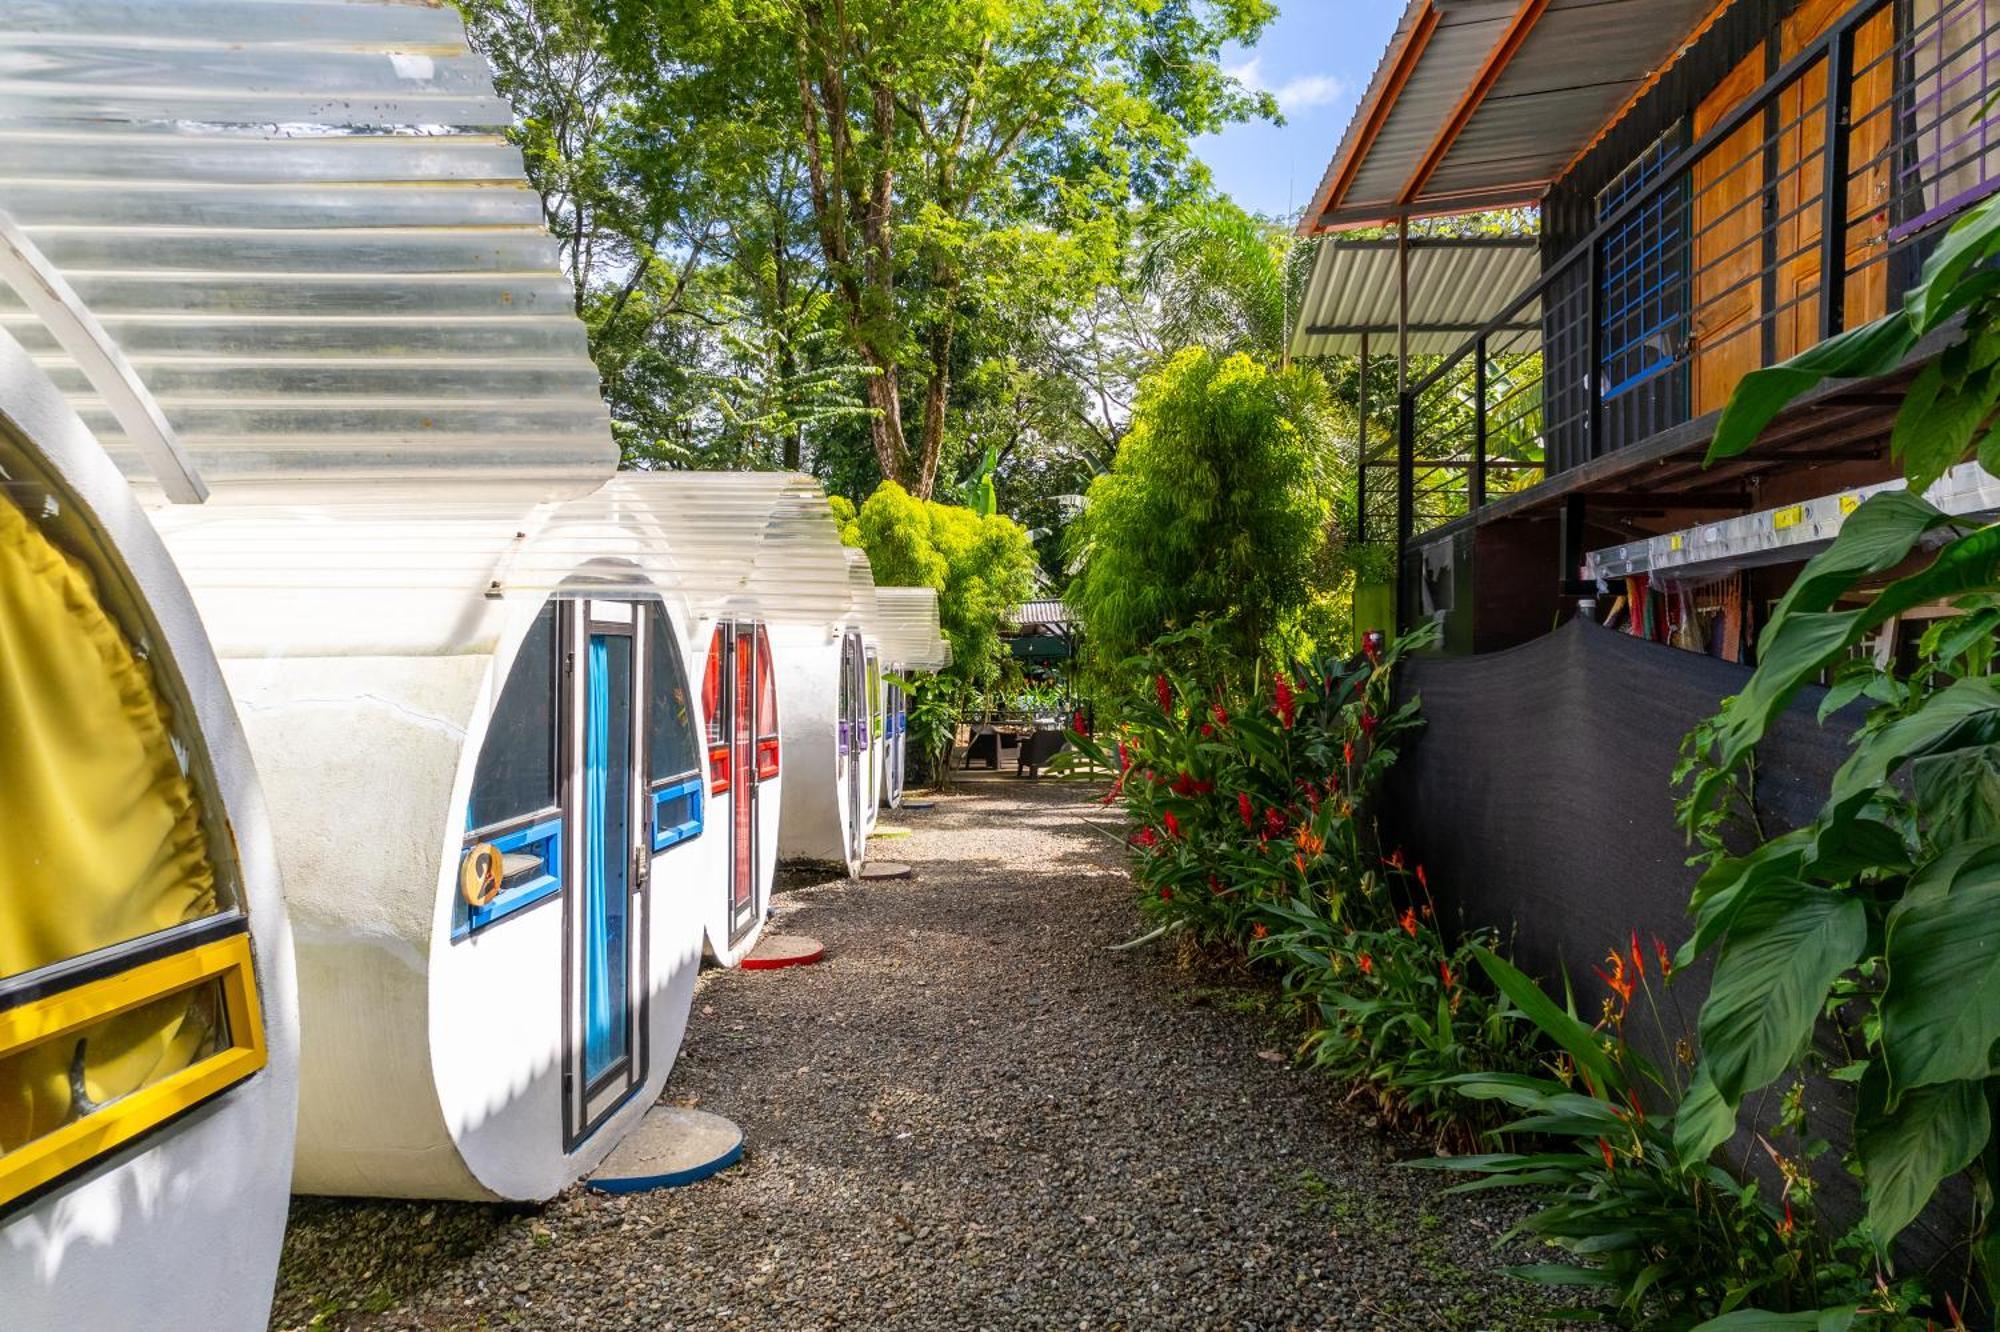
[632, 841, 651, 889]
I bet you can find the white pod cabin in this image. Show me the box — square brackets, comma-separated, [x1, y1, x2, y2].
[0, 0, 716, 1201]
[871, 587, 951, 809]
[0, 266, 297, 1321]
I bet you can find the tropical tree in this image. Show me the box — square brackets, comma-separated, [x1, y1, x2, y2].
[1067, 347, 1342, 669]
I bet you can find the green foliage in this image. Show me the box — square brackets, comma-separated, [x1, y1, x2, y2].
[1607, 189, 2000, 1327]
[1067, 349, 1343, 669]
[834, 481, 1037, 691]
[1056, 622, 1543, 1145]
[1418, 945, 1924, 1330]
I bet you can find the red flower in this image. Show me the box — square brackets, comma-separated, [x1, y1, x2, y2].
[1155, 673, 1172, 713]
[1416, 864, 1428, 892]
[1163, 812, 1180, 839]
[1439, 960, 1456, 993]
[1358, 952, 1374, 975]
[1599, 1138, 1616, 1170]
[1630, 930, 1646, 982]
[1359, 712, 1379, 739]
[1363, 630, 1385, 664]
[1238, 792, 1254, 829]
[1171, 772, 1197, 796]
[1071, 710, 1088, 737]
[1274, 673, 1296, 729]
[1384, 849, 1405, 871]
[1776, 1199, 1795, 1239]
[1133, 827, 1159, 850]
[1207, 872, 1220, 895]
[1263, 807, 1287, 839]
[1251, 923, 1269, 941]
[1200, 723, 1215, 738]
[1159, 885, 1173, 902]
[1117, 740, 1132, 772]
[1342, 741, 1355, 767]
[1653, 935, 1674, 979]
[1193, 778, 1214, 795]
[1211, 702, 1229, 728]
[1399, 908, 1419, 937]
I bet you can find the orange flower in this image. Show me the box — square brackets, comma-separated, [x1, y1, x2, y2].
[1399, 908, 1419, 937]
[1251, 923, 1269, 941]
[1293, 826, 1325, 855]
[1358, 952, 1374, 975]
[1599, 1138, 1616, 1170]
[1439, 960, 1456, 993]
[1653, 935, 1674, 979]
[1383, 849, 1405, 871]
[1595, 949, 1635, 1006]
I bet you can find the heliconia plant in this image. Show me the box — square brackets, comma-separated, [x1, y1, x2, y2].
[1056, 620, 1544, 1142]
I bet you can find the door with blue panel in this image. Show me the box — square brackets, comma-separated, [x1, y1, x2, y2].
[840, 632, 866, 858]
[565, 599, 648, 1142]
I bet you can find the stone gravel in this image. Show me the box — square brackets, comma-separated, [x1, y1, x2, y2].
[272, 774, 1556, 1331]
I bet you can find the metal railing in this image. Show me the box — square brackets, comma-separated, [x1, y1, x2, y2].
[1385, 0, 2000, 549]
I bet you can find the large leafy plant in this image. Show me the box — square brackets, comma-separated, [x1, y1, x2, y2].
[1669, 191, 2000, 1310]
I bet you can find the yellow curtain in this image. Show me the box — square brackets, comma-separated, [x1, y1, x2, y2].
[0, 491, 220, 1150]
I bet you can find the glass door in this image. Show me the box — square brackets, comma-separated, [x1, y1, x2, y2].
[841, 633, 866, 855]
[567, 600, 647, 1143]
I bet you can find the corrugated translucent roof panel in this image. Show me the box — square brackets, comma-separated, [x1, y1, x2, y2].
[0, 0, 615, 500]
[1289, 237, 1541, 359]
[874, 586, 947, 671]
[1306, 0, 1721, 231]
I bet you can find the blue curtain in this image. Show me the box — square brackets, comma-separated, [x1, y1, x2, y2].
[583, 636, 613, 1079]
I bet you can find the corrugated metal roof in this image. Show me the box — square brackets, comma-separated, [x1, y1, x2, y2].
[1289, 236, 1541, 359]
[1305, 0, 1724, 232]
[1009, 599, 1073, 629]
[0, 0, 614, 500]
[874, 586, 948, 671]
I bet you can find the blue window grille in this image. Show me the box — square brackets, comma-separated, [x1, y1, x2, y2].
[649, 775, 704, 852]
[1597, 124, 1690, 403]
[455, 815, 563, 939]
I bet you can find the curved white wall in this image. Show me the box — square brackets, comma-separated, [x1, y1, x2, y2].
[686, 618, 783, 966]
[0, 337, 299, 1329]
[771, 623, 864, 877]
[197, 589, 710, 1201]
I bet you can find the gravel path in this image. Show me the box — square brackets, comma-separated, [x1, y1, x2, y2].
[272, 775, 1550, 1331]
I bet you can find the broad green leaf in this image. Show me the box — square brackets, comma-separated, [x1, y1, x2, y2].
[1678, 828, 1813, 968]
[1856, 1065, 1989, 1246]
[1690, 1310, 1856, 1332]
[1673, 1063, 1737, 1163]
[1470, 947, 1624, 1097]
[1499, 1264, 1618, 1289]
[1890, 357, 2000, 493]
[1707, 317, 1919, 463]
[1699, 882, 1865, 1102]
[1800, 812, 1911, 883]
[1910, 191, 2000, 331]
[1832, 677, 2000, 806]
[1882, 852, 2000, 1096]
[1716, 514, 2000, 772]
[1913, 743, 2000, 848]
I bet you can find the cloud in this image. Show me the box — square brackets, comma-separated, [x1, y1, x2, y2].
[1226, 56, 1347, 113]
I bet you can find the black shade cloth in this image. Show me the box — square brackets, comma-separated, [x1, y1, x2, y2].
[1385, 617, 1975, 1293]
[1387, 615, 1849, 984]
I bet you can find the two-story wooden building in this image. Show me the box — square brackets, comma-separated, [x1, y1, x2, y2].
[1301, 0, 2000, 656]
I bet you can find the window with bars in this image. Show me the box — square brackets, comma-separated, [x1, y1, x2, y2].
[1597, 124, 1691, 404]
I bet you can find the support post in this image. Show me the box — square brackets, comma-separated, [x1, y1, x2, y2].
[1559, 493, 1589, 605]
[1394, 219, 1413, 630]
[1586, 236, 1605, 460]
[1471, 336, 1488, 510]
[1356, 330, 1371, 543]
[1819, 25, 1854, 342]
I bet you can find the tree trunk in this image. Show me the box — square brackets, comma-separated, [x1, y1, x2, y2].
[862, 350, 909, 484]
[914, 319, 953, 499]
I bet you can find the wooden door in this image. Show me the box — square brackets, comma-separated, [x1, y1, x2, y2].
[1693, 49, 1768, 415]
[1774, 0, 1894, 358]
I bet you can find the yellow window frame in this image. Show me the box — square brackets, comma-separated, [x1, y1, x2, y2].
[0, 931, 266, 1208]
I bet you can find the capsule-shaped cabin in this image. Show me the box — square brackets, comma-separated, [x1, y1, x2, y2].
[773, 553, 885, 878]
[0, 0, 724, 1200]
[870, 586, 951, 809]
[0, 272, 297, 1321]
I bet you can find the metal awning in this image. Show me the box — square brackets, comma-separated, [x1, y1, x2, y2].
[1288, 236, 1542, 359]
[1304, 0, 1725, 233]
[0, 0, 614, 501]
